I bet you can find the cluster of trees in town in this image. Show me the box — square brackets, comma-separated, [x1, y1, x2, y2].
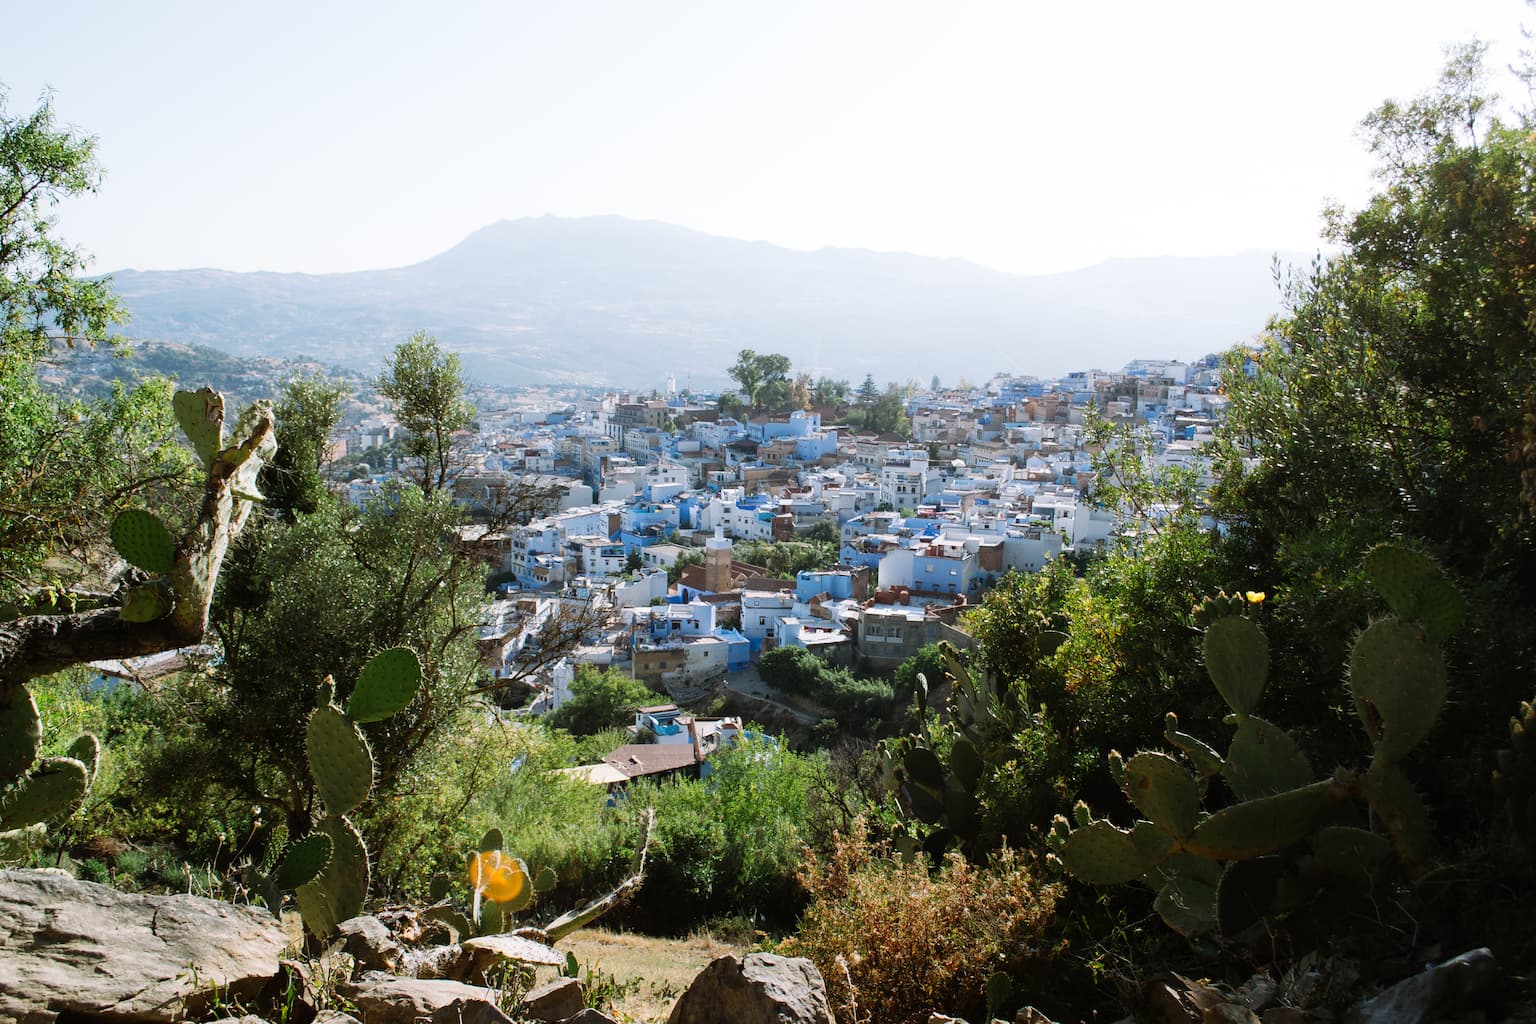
[6, 44, 1536, 1021]
[720, 349, 911, 433]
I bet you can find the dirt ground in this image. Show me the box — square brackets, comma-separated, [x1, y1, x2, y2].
[555, 926, 743, 1022]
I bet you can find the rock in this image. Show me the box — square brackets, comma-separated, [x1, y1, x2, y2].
[429, 998, 517, 1024]
[0, 868, 287, 1024]
[562, 1011, 621, 1024]
[520, 977, 586, 1022]
[313, 1012, 362, 1024]
[343, 975, 502, 1024]
[335, 915, 403, 973]
[929, 1016, 970, 1024]
[404, 943, 478, 981]
[668, 953, 836, 1024]
[1350, 948, 1503, 1024]
[207, 1017, 273, 1024]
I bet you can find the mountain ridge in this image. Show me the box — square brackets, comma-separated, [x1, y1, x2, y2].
[103, 215, 1295, 387]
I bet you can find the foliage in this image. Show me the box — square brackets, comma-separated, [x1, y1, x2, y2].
[862, 385, 911, 436]
[1211, 43, 1536, 828]
[730, 538, 839, 578]
[0, 91, 123, 361]
[758, 647, 894, 734]
[547, 665, 659, 737]
[260, 373, 347, 518]
[783, 822, 1062, 1024]
[0, 91, 195, 607]
[726, 349, 792, 413]
[377, 331, 473, 495]
[136, 485, 485, 858]
[626, 736, 822, 931]
[891, 531, 1229, 856]
[811, 376, 851, 410]
[1049, 545, 1463, 942]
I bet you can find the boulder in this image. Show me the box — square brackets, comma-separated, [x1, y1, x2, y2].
[1350, 948, 1503, 1024]
[429, 998, 517, 1024]
[0, 868, 287, 1024]
[313, 1012, 362, 1024]
[561, 1011, 621, 1024]
[342, 975, 501, 1024]
[335, 915, 404, 974]
[668, 953, 835, 1024]
[519, 977, 586, 1022]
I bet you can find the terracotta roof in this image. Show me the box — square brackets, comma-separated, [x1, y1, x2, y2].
[603, 744, 699, 779]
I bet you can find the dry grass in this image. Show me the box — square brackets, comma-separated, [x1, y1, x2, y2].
[555, 926, 743, 1022]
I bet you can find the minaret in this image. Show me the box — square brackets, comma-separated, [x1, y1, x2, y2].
[705, 524, 733, 594]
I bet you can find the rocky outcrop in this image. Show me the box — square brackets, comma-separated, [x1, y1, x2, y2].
[0, 868, 288, 1024]
[668, 953, 836, 1024]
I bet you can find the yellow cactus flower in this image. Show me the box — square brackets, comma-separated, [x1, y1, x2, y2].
[468, 850, 527, 904]
[1245, 591, 1266, 605]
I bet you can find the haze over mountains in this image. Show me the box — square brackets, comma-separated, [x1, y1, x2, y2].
[104, 216, 1294, 388]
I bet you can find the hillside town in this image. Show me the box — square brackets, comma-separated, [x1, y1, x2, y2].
[326, 356, 1229, 753]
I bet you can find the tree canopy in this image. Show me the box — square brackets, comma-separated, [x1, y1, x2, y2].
[377, 331, 473, 495]
[727, 349, 792, 413]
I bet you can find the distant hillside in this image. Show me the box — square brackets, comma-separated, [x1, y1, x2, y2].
[40, 339, 365, 412]
[103, 216, 1294, 388]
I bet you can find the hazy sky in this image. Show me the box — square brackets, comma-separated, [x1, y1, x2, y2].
[4, 1, 1531, 277]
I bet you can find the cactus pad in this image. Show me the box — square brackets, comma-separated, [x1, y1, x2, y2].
[1057, 819, 1153, 885]
[119, 583, 174, 622]
[1203, 615, 1269, 717]
[533, 865, 557, 893]
[110, 510, 176, 575]
[1186, 780, 1335, 860]
[306, 705, 374, 817]
[949, 738, 983, 791]
[66, 734, 101, 785]
[903, 746, 946, 790]
[906, 782, 945, 824]
[172, 387, 225, 466]
[273, 831, 335, 891]
[1349, 618, 1446, 763]
[423, 904, 474, 942]
[0, 686, 42, 791]
[1362, 762, 1433, 872]
[1164, 713, 1223, 777]
[1224, 716, 1313, 800]
[1154, 874, 1218, 937]
[0, 757, 89, 830]
[1123, 751, 1200, 839]
[944, 786, 980, 839]
[480, 827, 504, 853]
[1313, 825, 1392, 876]
[345, 647, 424, 723]
[294, 815, 369, 939]
[1216, 856, 1284, 938]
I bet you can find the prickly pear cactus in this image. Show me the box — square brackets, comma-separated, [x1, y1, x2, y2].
[286, 647, 423, 939]
[1049, 544, 1462, 940]
[882, 643, 1003, 852]
[0, 684, 98, 843]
